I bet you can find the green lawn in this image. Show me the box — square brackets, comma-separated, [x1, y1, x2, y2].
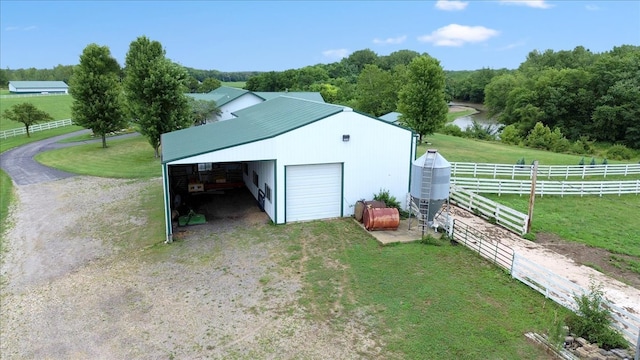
[284, 219, 567, 358]
[0, 126, 84, 153]
[221, 81, 246, 89]
[34, 135, 162, 178]
[0, 94, 73, 130]
[422, 133, 639, 164]
[486, 193, 640, 257]
[0, 169, 13, 251]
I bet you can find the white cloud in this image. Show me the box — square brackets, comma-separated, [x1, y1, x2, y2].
[24, 26, 37, 31]
[373, 35, 407, 45]
[435, 0, 468, 11]
[499, 0, 554, 9]
[585, 4, 600, 11]
[5, 26, 20, 31]
[322, 49, 350, 60]
[418, 24, 499, 47]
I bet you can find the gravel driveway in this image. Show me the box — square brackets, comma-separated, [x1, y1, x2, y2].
[0, 176, 381, 359]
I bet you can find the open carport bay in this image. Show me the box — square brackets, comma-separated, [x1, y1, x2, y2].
[172, 186, 270, 233]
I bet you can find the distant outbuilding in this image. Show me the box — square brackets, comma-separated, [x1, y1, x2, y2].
[185, 86, 325, 122]
[8, 81, 69, 94]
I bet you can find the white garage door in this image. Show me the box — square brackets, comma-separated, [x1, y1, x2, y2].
[286, 163, 342, 222]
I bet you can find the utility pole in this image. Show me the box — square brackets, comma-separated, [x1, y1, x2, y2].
[526, 160, 538, 234]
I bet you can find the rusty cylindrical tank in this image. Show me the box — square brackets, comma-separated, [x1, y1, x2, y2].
[354, 200, 386, 223]
[363, 207, 400, 231]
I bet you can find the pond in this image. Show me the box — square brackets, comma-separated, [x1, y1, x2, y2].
[451, 105, 502, 131]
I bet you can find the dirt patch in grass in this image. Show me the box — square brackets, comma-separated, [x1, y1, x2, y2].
[534, 232, 640, 289]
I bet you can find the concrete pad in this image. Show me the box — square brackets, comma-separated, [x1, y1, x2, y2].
[354, 218, 443, 245]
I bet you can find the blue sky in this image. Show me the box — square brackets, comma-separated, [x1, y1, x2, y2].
[1, 1, 639, 72]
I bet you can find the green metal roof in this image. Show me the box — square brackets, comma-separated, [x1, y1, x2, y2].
[9, 81, 68, 89]
[379, 111, 401, 124]
[162, 96, 346, 163]
[184, 86, 252, 106]
[254, 91, 325, 102]
[185, 87, 325, 106]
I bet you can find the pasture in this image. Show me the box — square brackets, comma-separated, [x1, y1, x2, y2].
[0, 94, 73, 131]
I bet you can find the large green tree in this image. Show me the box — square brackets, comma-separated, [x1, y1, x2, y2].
[355, 64, 397, 117]
[124, 36, 192, 157]
[397, 55, 448, 141]
[69, 43, 125, 148]
[198, 77, 221, 93]
[2, 102, 53, 137]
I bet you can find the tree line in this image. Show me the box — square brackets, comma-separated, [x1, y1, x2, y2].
[4, 42, 637, 152]
[243, 45, 640, 149]
[0, 65, 258, 93]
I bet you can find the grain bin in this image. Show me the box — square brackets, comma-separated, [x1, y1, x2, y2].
[409, 150, 451, 226]
[363, 207, 400, 231]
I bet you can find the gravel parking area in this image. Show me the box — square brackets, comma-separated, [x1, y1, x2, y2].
[0, 176, 382, 359]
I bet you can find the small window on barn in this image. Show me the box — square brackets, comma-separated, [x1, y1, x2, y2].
[198, 163, 212, 172]
[253, 171, 258, 187]
[243, 163, 248, 175]
[265, 184, 272, 202]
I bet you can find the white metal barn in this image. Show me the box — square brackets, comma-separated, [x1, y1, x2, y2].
[186, 86, 325, 122]
[8, 81, 69, 94]
[160, 96, 416, 243]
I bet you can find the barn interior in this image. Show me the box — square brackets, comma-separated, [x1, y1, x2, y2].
[167, 162, 265, 227]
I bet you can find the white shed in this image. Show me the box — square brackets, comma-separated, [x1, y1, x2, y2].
[161, 96, 416, 242]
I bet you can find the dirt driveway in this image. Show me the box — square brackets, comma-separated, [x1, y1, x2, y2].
[0, 177, 382, 359]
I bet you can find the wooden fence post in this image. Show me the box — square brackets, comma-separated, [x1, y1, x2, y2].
[526, 161, 538, 233]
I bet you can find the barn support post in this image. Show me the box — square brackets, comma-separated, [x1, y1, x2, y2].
[162, 163, 173, 244]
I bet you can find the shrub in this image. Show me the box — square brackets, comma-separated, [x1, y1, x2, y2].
[464, 120, 499, 141]
[500, 124, 522, 145]
[439, 123, 465, 138]
[571, 136, 596, 155]
[524, 122, 552, 150]
[373, 189, 408, 218]
[549, 128, 570, 153]
[606, 144, 634, 160]
[565, 284, 629, 350]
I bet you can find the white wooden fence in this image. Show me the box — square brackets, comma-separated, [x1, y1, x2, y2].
[450, 219, 640, 348]
[449, 185, 529, 235]
[450, 162, 640, 179]
[452, 177, 640, 197]
[0, 118, 73, 139]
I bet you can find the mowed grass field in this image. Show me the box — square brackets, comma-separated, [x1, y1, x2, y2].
[0, 94, 73, 131]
